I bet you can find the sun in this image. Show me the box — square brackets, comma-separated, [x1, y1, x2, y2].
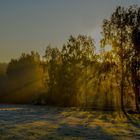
[105, 44, 112, 51]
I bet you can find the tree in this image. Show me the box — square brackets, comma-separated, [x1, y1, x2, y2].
[101, 5, 140, 111]
[43, 45, 61, 105]
[5, 51, 44, 103]
[127, 6, 140, 111]
[61, 35, 96, 106]
[101, 6, 131, 111]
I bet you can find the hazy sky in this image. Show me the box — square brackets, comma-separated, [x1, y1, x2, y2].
[0, 0, 140, 62]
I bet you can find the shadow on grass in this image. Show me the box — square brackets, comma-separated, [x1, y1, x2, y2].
[123, 111, 140, 129]
[0, 105, 140, 140]
[41, 124, 115, 140]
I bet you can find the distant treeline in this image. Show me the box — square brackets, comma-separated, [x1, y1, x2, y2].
[0, 5, 140, 111]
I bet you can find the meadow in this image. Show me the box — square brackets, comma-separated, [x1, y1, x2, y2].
[0, 104, 140, 140]
[0, 4, 140, 140]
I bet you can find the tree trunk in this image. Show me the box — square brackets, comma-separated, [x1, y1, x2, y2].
[132, 68, 139, 111]
[85, 66, 88, 108]
[134, 85, 139, 111]
[120, 61, 124, 112]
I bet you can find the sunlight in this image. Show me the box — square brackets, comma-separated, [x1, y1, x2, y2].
[0, 108, 22, 111]
[105, 45, 112, 52]
[0, 1, 140, 140]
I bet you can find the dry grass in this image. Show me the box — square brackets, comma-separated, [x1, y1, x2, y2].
[0, 105, 140, 140]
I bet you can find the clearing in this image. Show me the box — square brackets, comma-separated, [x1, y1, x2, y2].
[0, 104, 140, 140]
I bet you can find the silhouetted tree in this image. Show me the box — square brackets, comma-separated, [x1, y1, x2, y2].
[101, 5, 140, 111]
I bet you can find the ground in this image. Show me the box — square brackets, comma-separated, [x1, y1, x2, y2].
[0, 105, 140, 140]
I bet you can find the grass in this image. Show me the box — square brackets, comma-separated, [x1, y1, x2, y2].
[0, 105, 140, 140]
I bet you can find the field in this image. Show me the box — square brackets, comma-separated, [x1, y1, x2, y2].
[0, 105, 140, 140]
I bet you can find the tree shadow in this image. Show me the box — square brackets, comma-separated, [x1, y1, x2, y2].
[44, 123, 116, 140]
[123, 111, 140, 129]
[0, 105, 140, 140]
[0, 105, 71, 126]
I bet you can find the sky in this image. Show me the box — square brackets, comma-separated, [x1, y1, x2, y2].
[0, 0, 140, 62]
